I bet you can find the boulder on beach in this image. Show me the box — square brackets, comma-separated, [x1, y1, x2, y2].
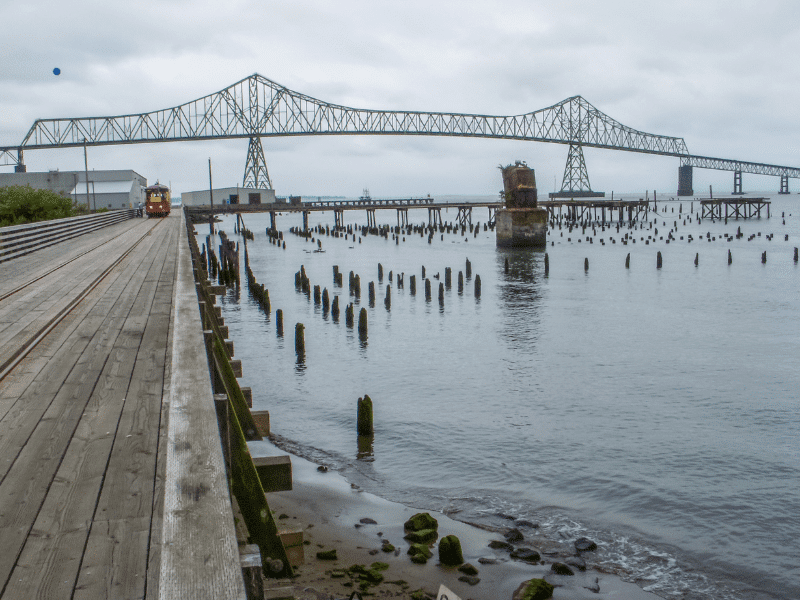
[504, 528, 524, 542]
[404, 512, 439, 532]
[550, 562, 574, 575]
[404, 528, 438, 543]
[457, 563, 479, 576]
[574, 537, 597, 552]
[512, 578, 555, 600]
[408, 543, 433, 558]
[438, 535, 464, 566]
[488, 540, 513, 551]
[510, 547, 541, 562]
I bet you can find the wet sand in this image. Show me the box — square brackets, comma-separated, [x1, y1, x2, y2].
[252, 439, 664, 600]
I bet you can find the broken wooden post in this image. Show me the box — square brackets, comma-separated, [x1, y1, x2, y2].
[357, 395, 374, 435]
[295, 323, 305, 355]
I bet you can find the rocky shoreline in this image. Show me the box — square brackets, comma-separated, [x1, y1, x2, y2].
[252, 438, 664, 600]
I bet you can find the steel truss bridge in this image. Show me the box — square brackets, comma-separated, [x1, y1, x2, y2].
[2, 73, 798, 196]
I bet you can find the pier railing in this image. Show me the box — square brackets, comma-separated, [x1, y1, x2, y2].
[176, 209, 293, 599]
[0, 209, 139, 263]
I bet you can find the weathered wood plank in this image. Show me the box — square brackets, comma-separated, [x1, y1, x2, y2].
[73, 227, 177, 598]
[0, 220, 176, 599]
[0, 226, 163, 478]
[158, 210, 246, 600]
[0, 224, 169, 589]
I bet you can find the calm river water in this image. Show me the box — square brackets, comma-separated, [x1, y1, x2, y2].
[201, 193, 798, 600]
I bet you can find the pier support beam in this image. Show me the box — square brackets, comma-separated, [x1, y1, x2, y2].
[456, 206, 472, 229]
[302, 210, 309, 231]
[397, 208, 408, 227]
[366, 208, 377, 228]
[487, 206, 497, 227]
[269, 211, 276, 230]
[334, 209, 343, 228]
[779, 174, 789, 194]
[677, 164, 693, 196]
[733, 170, 744, 195]
[428, 207, 442, 228]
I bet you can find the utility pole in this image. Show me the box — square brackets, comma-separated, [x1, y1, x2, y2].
[83, 139, 93, 211]
[208, 157, 215, 235]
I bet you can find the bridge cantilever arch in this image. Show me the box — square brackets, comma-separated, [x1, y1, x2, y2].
[2, 73, 799, 195]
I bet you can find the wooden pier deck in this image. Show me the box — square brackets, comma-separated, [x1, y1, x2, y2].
[0, 212, 245, 599]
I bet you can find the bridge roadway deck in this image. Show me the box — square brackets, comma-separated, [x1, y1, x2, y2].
[0, 212, 244, 599]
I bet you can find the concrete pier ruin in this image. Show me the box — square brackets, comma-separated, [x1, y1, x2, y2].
[496, 161, 548, 247]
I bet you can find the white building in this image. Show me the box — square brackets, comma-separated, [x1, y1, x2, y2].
[0, 169, 147, 210]
[181, 186, 276, 206]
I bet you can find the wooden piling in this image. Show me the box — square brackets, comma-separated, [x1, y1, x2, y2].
[458, 271, 463, 293]
[694, 253, 699, 267]
[584, 257, 589, 272]
[345, 303, 354, 327]
[385, 285, 391, 310]
[314, 285, 321, 304]
[368, 281, 375, 306]
[445, 267, 452, 288]
[474, 275, 481, 298]
[728, 250, 733, 265]
[425, 279, 432, 301]
[358, 307, 368, 339]
[276, 309, 284, 336]
[762, 251, 767, 264]
[322, 288, 330, 312]
[625, 253, 630, 269]
[410, 275, 416, 295]
[657, 251, 663, 269]
[438, 282, 444, 306]
[545, 253, 549, 276]
[378, 263, 383, 282]
[295, 323, 305, 355]
[466, 258, 472, 278]
[357, 395, 374, 435]
[332, 296, 340, 320]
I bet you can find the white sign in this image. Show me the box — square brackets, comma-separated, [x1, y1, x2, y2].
[437, 584, 463, 600]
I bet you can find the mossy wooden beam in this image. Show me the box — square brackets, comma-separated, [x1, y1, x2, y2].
[213, 335, 261, 441]
[227, 399, 293, 579]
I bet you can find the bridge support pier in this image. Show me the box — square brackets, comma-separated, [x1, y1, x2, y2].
[366, 209, 377, 228]
[677, 164, 693, 196]
[397, 208, 408, 227]
[13, 148, 26, 173]
[302, 211, 309, 231]
[270, 211, 276, 230]
[779, 174, 789, 194]
[733, 170, 744, 195]
[334, 209, 344, 228]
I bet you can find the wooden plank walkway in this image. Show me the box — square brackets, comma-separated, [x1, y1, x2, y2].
[0, 212, 245, 599]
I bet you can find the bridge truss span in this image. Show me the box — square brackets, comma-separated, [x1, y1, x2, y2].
[10, 74, 689, 156]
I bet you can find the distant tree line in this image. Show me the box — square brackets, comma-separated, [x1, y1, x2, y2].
[0, 185, 90, 227]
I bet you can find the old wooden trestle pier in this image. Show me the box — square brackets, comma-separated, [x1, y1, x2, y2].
[187, 196, 667, 231]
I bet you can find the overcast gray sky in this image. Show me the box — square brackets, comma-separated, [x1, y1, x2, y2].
[2, 0, 799, 197]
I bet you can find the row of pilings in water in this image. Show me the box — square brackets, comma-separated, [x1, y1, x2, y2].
[200, 231, 240, 286]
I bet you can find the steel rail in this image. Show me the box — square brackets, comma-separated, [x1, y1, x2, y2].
[0, 219, 162, 382]
[0, 223, 145, 302]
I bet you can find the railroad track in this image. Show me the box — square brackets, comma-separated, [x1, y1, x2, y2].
[0, 218, 163, 381]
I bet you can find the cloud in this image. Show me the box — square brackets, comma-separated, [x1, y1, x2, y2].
[2, 0, 799, 195]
